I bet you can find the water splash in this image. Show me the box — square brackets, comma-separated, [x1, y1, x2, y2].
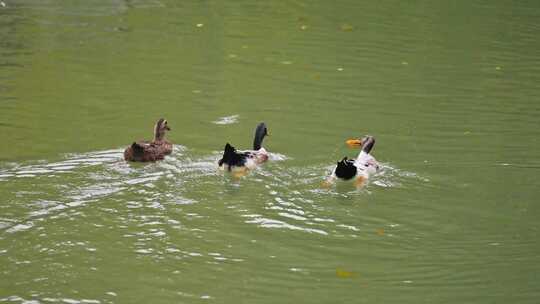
[0, 145, 418, 241]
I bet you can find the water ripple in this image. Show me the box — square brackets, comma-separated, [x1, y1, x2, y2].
[212, 114, 240, 125]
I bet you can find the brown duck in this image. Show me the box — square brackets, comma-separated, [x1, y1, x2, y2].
[124, 118, 172, 162]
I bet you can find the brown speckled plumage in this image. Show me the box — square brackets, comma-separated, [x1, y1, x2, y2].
[124, 118, 173, 162]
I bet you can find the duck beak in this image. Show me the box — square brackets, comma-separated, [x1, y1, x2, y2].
[346, 139, 362, 147]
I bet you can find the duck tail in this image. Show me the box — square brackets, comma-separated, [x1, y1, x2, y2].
[224, 143, 235, 154]
[219, 143, 236, 171]
[131, 142, 144, 156]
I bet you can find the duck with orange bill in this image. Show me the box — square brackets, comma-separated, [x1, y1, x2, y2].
[325, 135, 380, 188]
[124, 118, 173, 162]
[218, 122, 269, 177]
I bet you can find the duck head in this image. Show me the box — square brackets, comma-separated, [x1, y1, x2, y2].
[153, 118, 171, 141]
[253, 122, 269, 150]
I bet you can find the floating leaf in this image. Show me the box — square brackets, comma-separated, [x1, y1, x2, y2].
[336, 268, 355, 278]
[376, 228, 385, 236]
[340, 24, 354, 31]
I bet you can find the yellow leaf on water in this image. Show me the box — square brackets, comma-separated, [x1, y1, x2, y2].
[376, 228, 385, 236]
[340, 24, 354, 31]
[336, 269, 355, 278]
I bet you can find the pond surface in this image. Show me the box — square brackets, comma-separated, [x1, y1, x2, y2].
[1, 1, 540, 303]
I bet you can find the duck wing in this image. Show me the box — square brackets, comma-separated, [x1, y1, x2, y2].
[149, 140, 173, 156]
[335, 157, 357, 180]
[244, 147, 269, 165]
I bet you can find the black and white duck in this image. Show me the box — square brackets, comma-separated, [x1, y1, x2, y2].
[218, 123, 269, 174]
[326, 135, 380, 188]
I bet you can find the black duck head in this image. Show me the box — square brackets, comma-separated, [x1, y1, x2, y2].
[253, 122, 268, 150]
[360, 135, 375, 153]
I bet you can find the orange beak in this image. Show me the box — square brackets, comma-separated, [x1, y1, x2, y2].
[346, 139, 362, 147]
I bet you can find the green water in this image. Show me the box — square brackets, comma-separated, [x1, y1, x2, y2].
[1, 0, 540, 303]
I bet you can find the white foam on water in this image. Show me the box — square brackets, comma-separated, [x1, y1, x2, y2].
[212, 114, 239, 125]
[6, 222, 34, 233]
[246, 217, 327, 235]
